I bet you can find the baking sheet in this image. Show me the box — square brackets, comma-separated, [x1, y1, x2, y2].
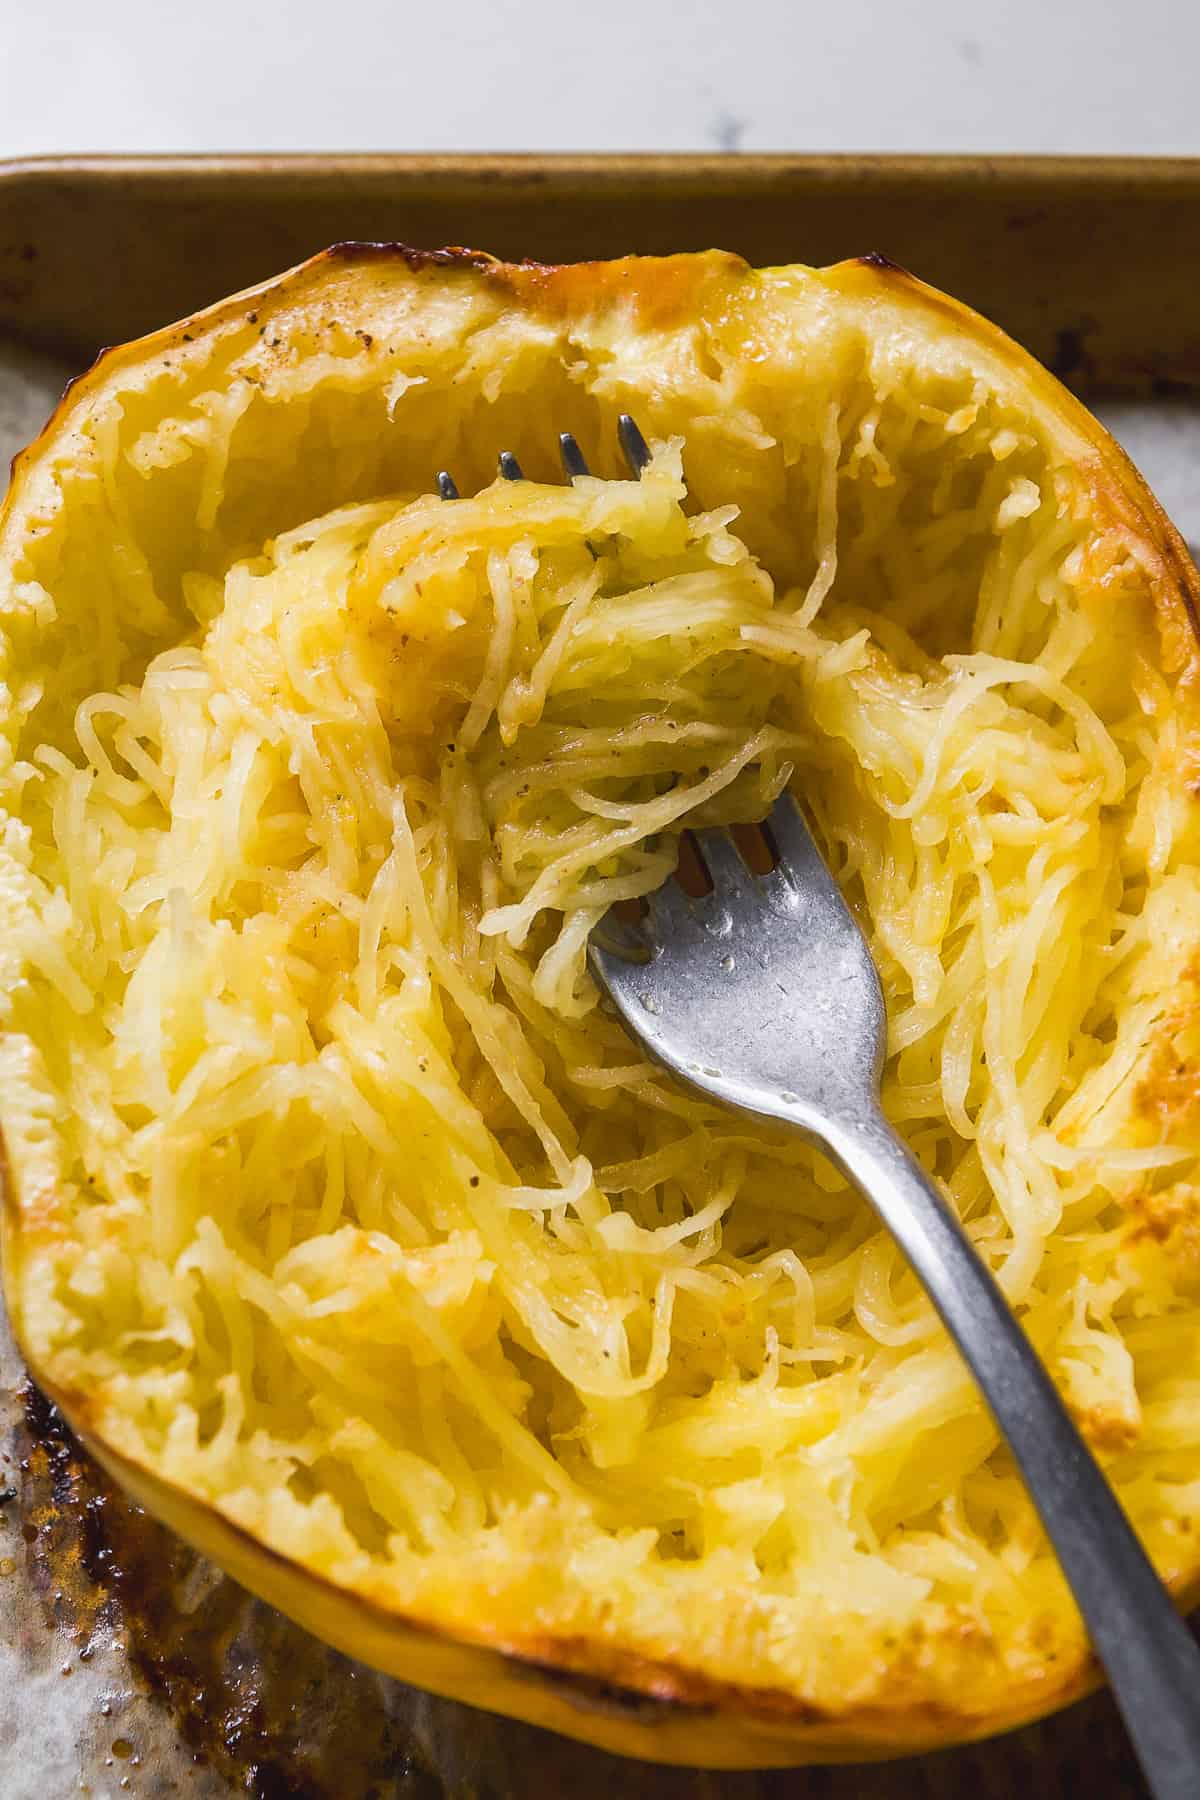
[2, 229, 1198, 1800]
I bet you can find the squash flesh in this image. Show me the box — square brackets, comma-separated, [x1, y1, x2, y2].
[3, 249, 1200, 1758]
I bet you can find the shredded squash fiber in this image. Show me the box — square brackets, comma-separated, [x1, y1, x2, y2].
[4, 247, 1200, 1757]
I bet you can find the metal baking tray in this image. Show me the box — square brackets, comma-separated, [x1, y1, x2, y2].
[2, 153, 1198, 1800]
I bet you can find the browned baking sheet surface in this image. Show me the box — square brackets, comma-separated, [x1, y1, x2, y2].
[3, 153, 1198, 1800]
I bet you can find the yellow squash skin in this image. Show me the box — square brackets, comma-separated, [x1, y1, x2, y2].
[2, 246, 1200, 1768]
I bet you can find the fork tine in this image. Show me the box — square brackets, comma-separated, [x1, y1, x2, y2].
[765, 794, 839, 892]
[443, 423, 648, 498]
[444, 423, 647, 496]
[589, 912, 652, 964]
[560, 433, 589, 481]
[617, 414, 651, 478]
[692, 827, 751, 892]
[645, 875, 694, 940]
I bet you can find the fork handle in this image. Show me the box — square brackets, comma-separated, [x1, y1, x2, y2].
[823, 1105, 1200, 1800]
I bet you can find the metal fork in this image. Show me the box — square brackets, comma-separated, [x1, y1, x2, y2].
[440, 421, 1200, 1793]
[593, 792, 1200, 1796]
[436, 412, 651, 502]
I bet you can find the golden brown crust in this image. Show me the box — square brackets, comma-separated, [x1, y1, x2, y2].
[10, 239, 1198, 657]
[833, 252, 1200, 675]
[1135, 956, 1200, 1136]
[3, 1086, 1111, 1759]
[21, 1364, 1108, 1766]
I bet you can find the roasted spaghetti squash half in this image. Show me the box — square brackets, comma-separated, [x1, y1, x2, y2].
[2, 247, 1200, 1767]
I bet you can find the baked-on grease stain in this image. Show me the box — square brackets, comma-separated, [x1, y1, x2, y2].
[15, 1383, 439, 1800]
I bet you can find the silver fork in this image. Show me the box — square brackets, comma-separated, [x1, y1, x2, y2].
[440, 421, 1200, 1793]
[593, 791, 1200, 1795]
[436, 411, 650, 502]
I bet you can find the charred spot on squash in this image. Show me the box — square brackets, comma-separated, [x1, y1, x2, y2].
[857, 250, 909, 277]
[511, 1655, 714, 1723]
[324, 241, 507, 277]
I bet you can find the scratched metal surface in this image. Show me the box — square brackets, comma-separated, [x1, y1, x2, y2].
[1, 333, 1198, 1800]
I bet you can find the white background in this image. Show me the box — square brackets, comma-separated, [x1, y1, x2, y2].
[1, 0, 1199, 157]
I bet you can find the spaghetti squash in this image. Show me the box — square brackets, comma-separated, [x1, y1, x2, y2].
[2, 246, 1200, 1766]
